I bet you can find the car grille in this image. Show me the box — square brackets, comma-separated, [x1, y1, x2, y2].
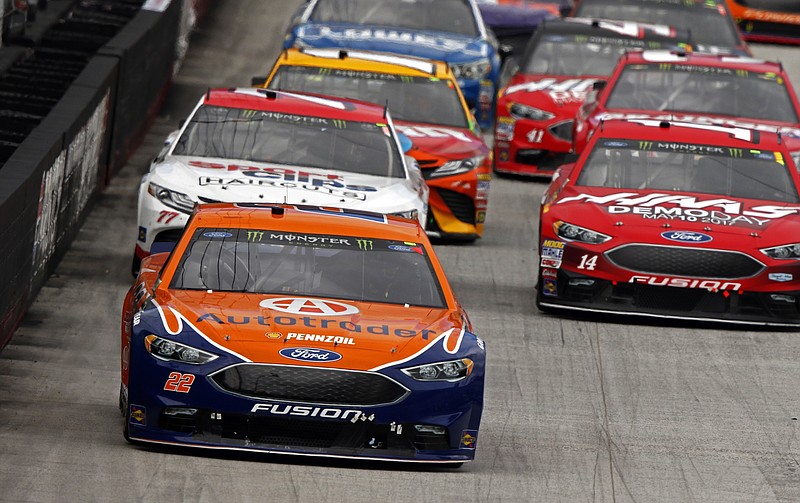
[222, 415, 345, 448]
[548, 120, 573, 143]
[605, 244, 764, 279]
[436, 188, 475, 224]
[210, 364, 409, 406]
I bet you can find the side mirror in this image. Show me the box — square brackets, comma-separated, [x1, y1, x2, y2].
[251, 76, 267, 87]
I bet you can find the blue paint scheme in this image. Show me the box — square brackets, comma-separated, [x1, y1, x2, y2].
[125, 303, 485, 463]
[283, 4, 502, 130]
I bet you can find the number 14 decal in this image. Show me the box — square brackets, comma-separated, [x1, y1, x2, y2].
[577, 254, 598, 271]
[164, 372, 195, 393]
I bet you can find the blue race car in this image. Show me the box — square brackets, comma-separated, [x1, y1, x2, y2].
[284, 0, 502, 129]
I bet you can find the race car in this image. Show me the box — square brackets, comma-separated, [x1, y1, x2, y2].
[571, 0, 750, 55]
[475, 0, 555, 59]
[537, 119, 800, 326]
[493, 18, 692, 176]
[261, 48, 491, 240]
[726, 0, 800, 45]
[121, 203, 486, 464]
[478, 0, 573, 18]
[282, 0, 502, 129]
[134, 87, 428, 274]
[573, 50, 800, 165]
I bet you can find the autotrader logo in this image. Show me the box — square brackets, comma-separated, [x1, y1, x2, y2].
[259, 297, 360, 316]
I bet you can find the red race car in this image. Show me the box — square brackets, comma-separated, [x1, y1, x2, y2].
[571, 0, 750, 55]
[573, 50, 800, 166]
[538, 119, 800, 326]
[493, 18, 691, 176]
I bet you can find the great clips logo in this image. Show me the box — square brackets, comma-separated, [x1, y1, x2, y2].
[661, 231, 713, 243]
[279, 347, 342, 363]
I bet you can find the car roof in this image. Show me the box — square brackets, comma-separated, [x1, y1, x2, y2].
[538, 17, 691, 43]
[190, 203, 425, 241]
[621, 50, 783, 73]
[202, 87, 390, 123]
[595, 119, 788, 150]
[577, 0, 726, 10]
[274, 48, 456, 80]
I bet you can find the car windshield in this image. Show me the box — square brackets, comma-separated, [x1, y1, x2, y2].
[310, 0, 479, 37]
[731, 0, 800, 12]
[574, 1, 740, 49]
[270, 66, 469, 128]
[606, 64, 798, 123]
[170, 227, 447, 308]
[171, 105, 404, 178]
[523, 34, 676, 76]
[576, 138, 800, 203]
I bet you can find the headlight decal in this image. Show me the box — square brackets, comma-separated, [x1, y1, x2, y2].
[554, 221, 611, 244]
[450, 59, 491, 81]
[401, 358, 474, 382]
[148, 182, 195, 214]
[430, 156, 484, 178]
[761, 243, 800, 259]
[508, 103, 555, 121]
[145, 335, 218, 365]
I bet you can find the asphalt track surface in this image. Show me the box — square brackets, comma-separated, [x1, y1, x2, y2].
[2, 2, 800, 501]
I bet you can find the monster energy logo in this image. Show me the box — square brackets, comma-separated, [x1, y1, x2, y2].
[242, 109, 258, 119]
[728, 148, 743, 158]
[575, 35, 588, 43]
[319, 68, 332, 75]
[647, 41, 660, 49]
[639, 141, 653, 150]
[332, 119, 346, 129]
[400, 76, 413, 83]
[736, 69, 749, 78]
[247, 231, 265, 242]
[659, 64, 672, 71]
[356, 239, 373, 250]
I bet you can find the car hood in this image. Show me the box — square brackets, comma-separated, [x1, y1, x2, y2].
[549, 186, 800, 239]
[151, 156, 420, 213]
[150, 291, 465, 371]
[395, 122, 488, 160]
[294, 22, 488, 61]
[501, 74, 605, 111]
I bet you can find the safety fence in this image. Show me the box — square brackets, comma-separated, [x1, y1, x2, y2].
[0, 0, 211, 349]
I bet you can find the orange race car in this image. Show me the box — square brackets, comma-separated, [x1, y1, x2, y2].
[120, 203, 486, 464]
[726, 0, 800, 45]
[259, 48, 492, 241]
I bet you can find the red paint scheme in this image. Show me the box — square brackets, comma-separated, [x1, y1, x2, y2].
[573, 51, 800, 159]
[538, 119, 800, 326]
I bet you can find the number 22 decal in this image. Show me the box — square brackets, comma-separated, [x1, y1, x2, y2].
[577, 254, 598, 271]
[164, 372, 195, 393]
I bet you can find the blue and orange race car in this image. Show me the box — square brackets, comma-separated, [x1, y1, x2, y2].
[121, 203, 485, 465]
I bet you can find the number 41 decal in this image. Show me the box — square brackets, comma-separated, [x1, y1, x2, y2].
[577, 255, 598, 271]
[164, 372, 195, 393]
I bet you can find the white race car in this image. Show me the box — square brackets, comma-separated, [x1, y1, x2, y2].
[134, 88, 429, 273]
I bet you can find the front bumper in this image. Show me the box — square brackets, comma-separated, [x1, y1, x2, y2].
[127, 358, 484, 463]
[538, 268, 800, 327]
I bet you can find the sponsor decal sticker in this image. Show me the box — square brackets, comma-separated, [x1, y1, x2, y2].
[768, 273, 793, 282]
[266, 332, 283, 339]
[541, 246, 564, 260]
[286, 332, 355, 346]
[388, 244, 423, 254]
[279, 347, 343, 362]
[461, 430, 478, 449]
[543, 278, 558, 297]
[660, 231, 713, 243]
[541, 257, 562, 269]
[130, 405, 146, 425]
[542, 268, 558, 278]
[630, 275, 741, 292]
[542, 239, 565, 249]
[138, 226, 147, 242]
[260, 297, 359, 316]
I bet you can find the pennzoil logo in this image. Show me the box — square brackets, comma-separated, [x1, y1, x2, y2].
[728, 148, 743, 158]
[356, 239, 373, 250]
[639, 141, 653, 150]
[247, 231, 265, 242]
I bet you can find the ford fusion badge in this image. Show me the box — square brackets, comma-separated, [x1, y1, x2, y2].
[660, 231, 712, 243]
[279, 347, 342, 362]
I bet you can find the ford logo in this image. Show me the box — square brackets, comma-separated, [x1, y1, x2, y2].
[279, 347, 342, 363]
[660, 231, 712, 243]
[203, 231, 233, 239]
